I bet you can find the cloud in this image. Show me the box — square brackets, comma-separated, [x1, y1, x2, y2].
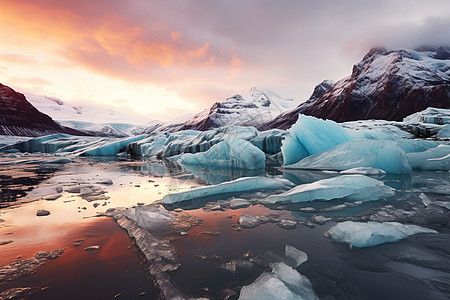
[1, 0, 449, 121]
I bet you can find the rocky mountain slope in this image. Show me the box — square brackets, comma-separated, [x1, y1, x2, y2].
[262, 46, 450, 129]
[0, 83, 85, 137]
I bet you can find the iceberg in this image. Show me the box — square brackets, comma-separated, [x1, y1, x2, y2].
[407, 145, 450, 170]
[284, 140, 411, 174]
[327, 221, 438, 248]
[180, 138, 266, 170]
[267, 175, 395, 203]
[239, 262, 317, 300]
[281, 115, 413, 165]
[162, 177, 293, 204]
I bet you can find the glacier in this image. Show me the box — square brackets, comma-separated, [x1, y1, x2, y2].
[239, 262, 317, 300]
[180, 138, 266, 170]
[327, 221, 438, 248]
[267, 175, 395, 203]
[162, 177, 293, 204]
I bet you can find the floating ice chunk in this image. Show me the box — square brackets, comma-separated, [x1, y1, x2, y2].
[285, 245, 308, 268]
[125, 205, 174, 234]
[419, 193, 431, 207]
[229, 198, 251, 209]
[340, 167, 386, 176]
[407, 144, 450, 170]
[327, 221, 437, 248]
[284, 140, 411, 174]
[162, 177, 293, 204]
[281, 115, 412, 165]
[239, 262, 317, 300]
[180, 138, 266, 170]
[267, 175, 395, 203]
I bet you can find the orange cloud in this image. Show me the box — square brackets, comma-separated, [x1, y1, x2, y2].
[0, 0, 223, 75]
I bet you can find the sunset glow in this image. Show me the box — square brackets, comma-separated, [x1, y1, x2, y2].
[1, 0, 449, 121]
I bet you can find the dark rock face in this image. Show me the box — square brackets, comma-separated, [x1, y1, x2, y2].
[262, 47, 450, 129]
[0, 83, 86, 137]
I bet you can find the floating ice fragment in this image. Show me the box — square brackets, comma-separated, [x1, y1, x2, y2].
[267, 175, 394, 203]
[327, 221, 437, 248]
[162, 177, 292, 204]
[239, 262, 317, 300]
[285, 245, 308, 268]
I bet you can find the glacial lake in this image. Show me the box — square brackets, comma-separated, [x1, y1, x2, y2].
[0, 155, 449, 299]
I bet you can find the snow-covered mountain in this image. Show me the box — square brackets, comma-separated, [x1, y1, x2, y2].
[26, 93, 151, 137]
[178, 88, 298, 131]
[260, 80, 335, 130]
[263, 46, 450, 129]
[0, 83, 85, 137]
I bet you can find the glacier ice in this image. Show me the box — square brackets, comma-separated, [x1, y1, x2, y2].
[239, 262, 317, 300]
[285, 245, 308, 268]
[126, 133, 167, 157]
[267, 175, 395, 203]
[284, 140, 412, 174]
[0, 133, 146, 156]
[124, 205, 175, 234]
[80, 135, 146, 156]
[437, 124, 450, 139]
[340, 167, 386, 176]
[281, 115, 413, 165]
[327, 221, 438, 248]
[407, 145, 450, 170]
[180, 138, 266, 170]
[162, 177, 293, 204]
[403, 107, 450, 125]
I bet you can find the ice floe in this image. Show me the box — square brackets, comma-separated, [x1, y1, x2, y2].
[239, 262, 317, 300]
[326, 221, 438, 248]
[267, 175, 395, 203]
[162, 176, 293, 204]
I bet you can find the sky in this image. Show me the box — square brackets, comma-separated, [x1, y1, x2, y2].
[1, 0, 449, 121]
